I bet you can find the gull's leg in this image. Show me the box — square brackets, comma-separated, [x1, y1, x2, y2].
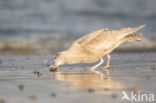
[103, 55, 111, 76]
[104, 55, 110, 69]
[90, 58, 104, 72]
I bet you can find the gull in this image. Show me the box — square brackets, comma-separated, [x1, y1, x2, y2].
[53, 25, 145, 75]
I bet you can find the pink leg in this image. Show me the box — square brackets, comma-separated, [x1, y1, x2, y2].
[104, 55, 110, 69]
[103, 55, 111, 76]
[90, 58, 104, 72]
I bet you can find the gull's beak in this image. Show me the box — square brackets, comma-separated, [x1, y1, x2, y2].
[49, 59, 58, 72]
[53, 60, 57, 67]
[53, 60, 60, 67]
[53, 57, 62, 67]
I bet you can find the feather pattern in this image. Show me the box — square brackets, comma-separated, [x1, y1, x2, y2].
[54, 25, 146, 66]
[70, 25, 145, 58]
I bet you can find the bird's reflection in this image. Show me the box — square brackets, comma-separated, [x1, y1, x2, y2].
[53, 70, 126, 95]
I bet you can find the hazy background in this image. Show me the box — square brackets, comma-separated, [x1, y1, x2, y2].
[0, 0, 156, 55]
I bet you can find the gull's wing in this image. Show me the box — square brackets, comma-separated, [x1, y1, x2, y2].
[78, 30, 117, 53]
[72, 29, 109, 46]
[77, 25, 145, 53]
[70, 25, 145, 55]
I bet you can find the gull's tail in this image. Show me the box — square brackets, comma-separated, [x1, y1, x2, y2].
[117, 25, 146, 39]
[120, 33, 142, 43]
[132, 25, 146, 33]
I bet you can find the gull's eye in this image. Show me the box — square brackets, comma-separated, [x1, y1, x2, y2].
[54, 56, 57, 59]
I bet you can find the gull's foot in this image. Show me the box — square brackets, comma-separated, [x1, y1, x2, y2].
[90, 67, 96, 72]
[103, 65, 109, 70]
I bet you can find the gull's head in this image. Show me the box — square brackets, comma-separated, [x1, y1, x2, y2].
[54, 52, 66, 67]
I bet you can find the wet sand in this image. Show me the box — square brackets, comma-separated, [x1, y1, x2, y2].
[0, 52, 156, 103]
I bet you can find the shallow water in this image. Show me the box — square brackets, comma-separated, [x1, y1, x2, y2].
[0, 52, 156, 103]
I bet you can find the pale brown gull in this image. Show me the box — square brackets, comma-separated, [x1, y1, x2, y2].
[52, 25, 146, 76]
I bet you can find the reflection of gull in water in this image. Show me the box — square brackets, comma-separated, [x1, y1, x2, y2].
[53, 25, 146, 77]
[54, 71, 125, 95]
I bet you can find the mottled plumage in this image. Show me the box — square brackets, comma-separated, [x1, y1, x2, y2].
[53, 25, 145, 74]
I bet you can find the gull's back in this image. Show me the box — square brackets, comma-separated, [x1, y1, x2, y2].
[71, 25, 145, 57]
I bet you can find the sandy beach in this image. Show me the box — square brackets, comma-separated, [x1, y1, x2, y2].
[0, 52, 155, 103]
